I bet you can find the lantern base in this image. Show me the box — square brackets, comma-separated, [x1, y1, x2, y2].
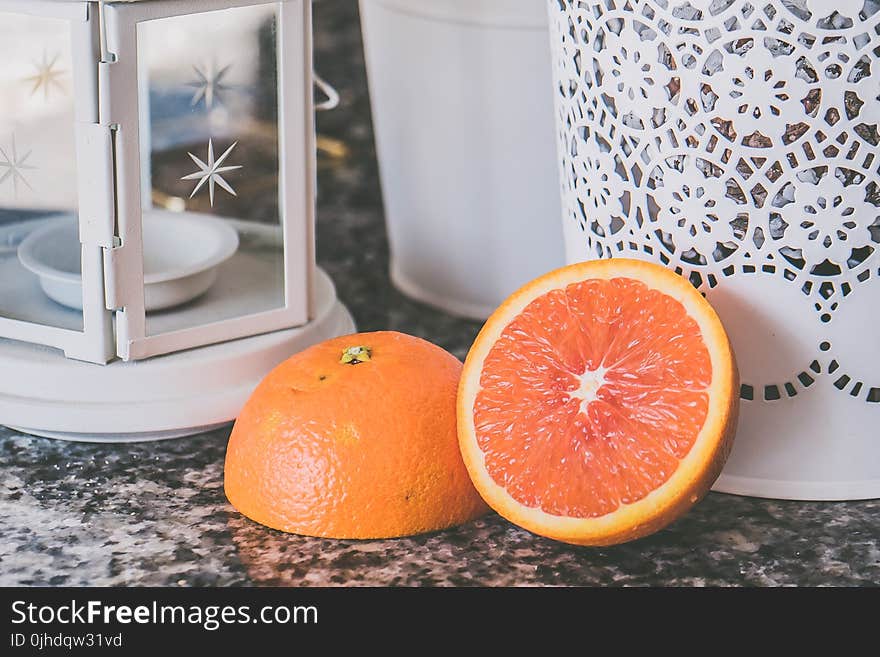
[0, 269, 355, 443]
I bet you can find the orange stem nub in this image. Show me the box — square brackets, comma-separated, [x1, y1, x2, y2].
[341, 346, 372, 365]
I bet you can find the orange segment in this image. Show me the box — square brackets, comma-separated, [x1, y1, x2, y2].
[458, 259, 738, 546]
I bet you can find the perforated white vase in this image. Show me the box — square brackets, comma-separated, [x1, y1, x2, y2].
[548, 0, 880, 500]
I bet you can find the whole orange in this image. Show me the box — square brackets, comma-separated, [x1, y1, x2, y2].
[224, 331, 489, 539]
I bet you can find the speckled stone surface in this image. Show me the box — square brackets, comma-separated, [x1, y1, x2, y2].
[2, 428, 880, 586]
[1, 1, 879, 587]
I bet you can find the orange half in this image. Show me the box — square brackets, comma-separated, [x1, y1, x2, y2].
[458, 259, 738, 546]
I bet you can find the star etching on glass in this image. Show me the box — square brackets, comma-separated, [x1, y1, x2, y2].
[0, 135, 36, 197]
[181, 139, 242, 207]
[186, 60, 233, 109]
[24, 50, 66, 101]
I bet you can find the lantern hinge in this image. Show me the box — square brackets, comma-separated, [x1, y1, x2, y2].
[103, 244, 126, 312]
[75, 122, 117, 249]
[75, 121, 123, 312]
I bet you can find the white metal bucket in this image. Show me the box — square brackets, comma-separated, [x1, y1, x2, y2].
[360, 0, 565, 319]
[548, 0, 880, 500]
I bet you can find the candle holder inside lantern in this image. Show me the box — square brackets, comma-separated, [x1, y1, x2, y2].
[0, 0, 355, 441]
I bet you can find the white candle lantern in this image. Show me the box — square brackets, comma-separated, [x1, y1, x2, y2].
[0, 0, 354, 441]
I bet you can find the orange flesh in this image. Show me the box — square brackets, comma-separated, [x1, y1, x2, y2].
[473, 277, 712, 519]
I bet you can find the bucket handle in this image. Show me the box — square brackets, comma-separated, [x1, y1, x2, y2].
[314, 73, 340, 111]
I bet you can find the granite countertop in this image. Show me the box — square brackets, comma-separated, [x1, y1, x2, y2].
[2, 2, 879, 587]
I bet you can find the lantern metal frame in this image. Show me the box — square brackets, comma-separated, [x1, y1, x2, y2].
[0, 0, 113, 364]
[106, 0, 315, 362]
[0, 0, 317, 364]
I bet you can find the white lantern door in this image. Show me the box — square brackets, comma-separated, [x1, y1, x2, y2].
[102, 0, 315, 361]
[0, 1, 114, 364]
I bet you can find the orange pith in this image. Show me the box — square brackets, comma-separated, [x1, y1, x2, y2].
[458, 259, 738, 546]
[475, 276, 711, 518]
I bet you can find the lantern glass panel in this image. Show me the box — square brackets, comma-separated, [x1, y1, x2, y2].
[136, 4, 287, 336]
[0, 11, 84, 332]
